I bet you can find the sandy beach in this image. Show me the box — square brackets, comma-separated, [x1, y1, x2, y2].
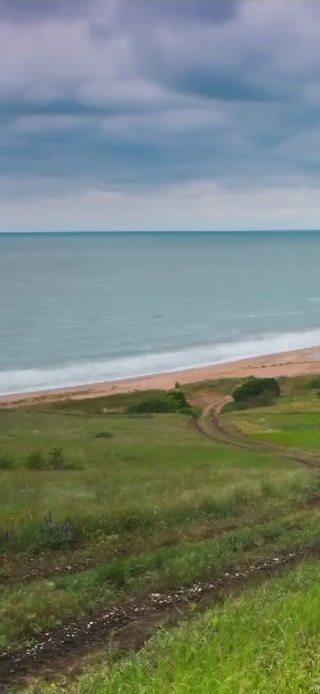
[1, 345, 320, 407]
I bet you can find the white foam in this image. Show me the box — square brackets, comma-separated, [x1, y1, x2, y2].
[1, 328, 320, 395]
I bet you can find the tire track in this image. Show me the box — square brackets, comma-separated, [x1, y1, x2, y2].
[0, 542, 319, 689]
[195, 398, 320, 470]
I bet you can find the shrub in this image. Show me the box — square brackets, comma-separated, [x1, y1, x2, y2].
[94, 432, 114, 439]
[24, 448, 73, 471]
[127, 390, 193, 415]
[232, 376, 281, 409]
[0, 454, 15, 470]
[310, 376, 320, 389]
[24, 451, 47, 470]
[48, 447, 66, 470]
[26, 513, 76, 551]
[167, 389, 190, 410]
[127, 395, 171, 414]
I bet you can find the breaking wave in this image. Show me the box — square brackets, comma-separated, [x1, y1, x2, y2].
[1, 328, 320, 395]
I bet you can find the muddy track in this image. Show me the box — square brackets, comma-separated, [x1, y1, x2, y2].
[0, 542, 319, 690]
[195, 398, 320, 470]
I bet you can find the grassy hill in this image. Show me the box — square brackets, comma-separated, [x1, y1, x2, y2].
[2, 377, 320, 691]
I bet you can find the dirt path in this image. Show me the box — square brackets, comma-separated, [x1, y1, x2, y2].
[195, 398, 320, 470]
[2, 403, 320, 689]
[0, 542, 318, 690]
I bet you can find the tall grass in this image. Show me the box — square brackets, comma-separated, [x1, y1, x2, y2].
[2, 509, 320, 650]
[0, 474, 316, 554]
[36, 559, 320, 694]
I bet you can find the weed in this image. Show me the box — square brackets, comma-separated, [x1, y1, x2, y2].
[33, 515, 76, 551]
[25, 450, 47, 470]
[0, 454, 15, 470]
[48, 448, 66, 470]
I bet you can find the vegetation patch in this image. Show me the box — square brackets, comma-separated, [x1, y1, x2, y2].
[38, 560, 320, 694]
[0, 454, 16, 470]
[309, 375, 320, 389]
[126, 389, 195, 415]
[228, 376, 281, 411]
[3, 378, 320, 689]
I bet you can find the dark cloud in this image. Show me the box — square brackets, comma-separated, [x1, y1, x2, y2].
[116, 0, 239, 26]
[0, 0, 239, 28]
[163, 67, 271, 103]
[0, 0, 320, 212]
[0, 0, 88, 22]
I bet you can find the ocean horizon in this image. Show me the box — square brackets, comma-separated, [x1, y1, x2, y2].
[1, 231, 320, 395]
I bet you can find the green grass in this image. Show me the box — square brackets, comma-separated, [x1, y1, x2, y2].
[29, 557, 320, 694]
[228, 392, 320, 452]
[0, 400, 309, 555]
[4, 380, 320, 691]
[2, 508, 320, 651]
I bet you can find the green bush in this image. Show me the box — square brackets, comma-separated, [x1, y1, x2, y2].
[23, 448, 73, 471]
[127, 389, 193, 415]
[232, 376, 281, 409]
[0, 454, 15, 470]
[24, 451, 47, 470]
[167, 389, 190, 410]
[127, 396, 170, 414]
[34, 517, 75, 550]
[310, 376, 320, 389]
[48, 448, 66, 470]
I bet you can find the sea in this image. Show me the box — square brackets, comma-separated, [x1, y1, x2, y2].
[1, 231, 320, 395]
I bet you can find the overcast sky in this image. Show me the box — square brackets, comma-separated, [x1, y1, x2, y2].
[1, 0, 320, 231]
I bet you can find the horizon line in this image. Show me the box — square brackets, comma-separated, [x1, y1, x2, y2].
[1, 229, 320, 235]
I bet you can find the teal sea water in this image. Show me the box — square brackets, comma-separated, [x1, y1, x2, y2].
[1, 231, 320, 395]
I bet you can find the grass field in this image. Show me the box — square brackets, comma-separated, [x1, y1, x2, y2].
[36, 559, 320, 694]
[227, 380, 320, 452]
[2, 378, 320, 691]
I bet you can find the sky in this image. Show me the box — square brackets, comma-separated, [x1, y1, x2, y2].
[1, 0, 320, 231]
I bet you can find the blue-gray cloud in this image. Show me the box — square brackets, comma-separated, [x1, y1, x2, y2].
[1, 0, 320, 211]
[0, 0, 89, 22]
[115, 0, 239, 26]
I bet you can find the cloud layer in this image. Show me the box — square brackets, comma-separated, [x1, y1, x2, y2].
[1, 0, 320, 230]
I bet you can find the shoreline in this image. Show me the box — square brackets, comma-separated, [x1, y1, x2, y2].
[1, 345, 320, 407]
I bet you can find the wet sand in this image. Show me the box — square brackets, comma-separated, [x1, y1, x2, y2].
[1, 345, 320, 407]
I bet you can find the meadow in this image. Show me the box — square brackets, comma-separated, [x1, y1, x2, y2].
[37, 559, 320, 694]
[227, 376, 320, 452]
[2, 378, 320, 691]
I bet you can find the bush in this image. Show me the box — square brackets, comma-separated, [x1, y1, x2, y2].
[25, 451, 47, 470]
[23, 448, 74, 471]
[232, 377, 281, 409]
[35, 516, 75, 549]
[48, 448, 66, 470]
[127, 389, 194, 415]
[127, 395, 171, 414]
[167, 389, 190, 410]
[310, 376, 320, 389]
[0, 454, 15, 470]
